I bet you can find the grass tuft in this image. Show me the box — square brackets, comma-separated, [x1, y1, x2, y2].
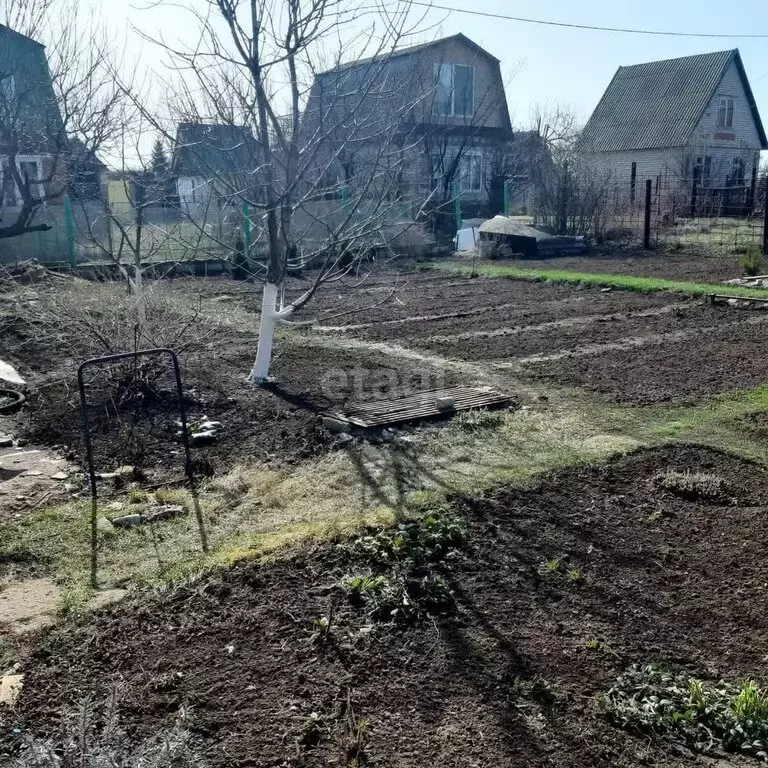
[652, 469, 728, 501]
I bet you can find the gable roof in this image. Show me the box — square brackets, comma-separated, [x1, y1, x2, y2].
[579, 49, 768, 153]
[173, 123, 259, 177]
[317, 33, 500, 77]
[0, 24, 45, 48]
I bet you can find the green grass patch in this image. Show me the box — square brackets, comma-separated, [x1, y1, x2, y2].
[435, 261, 768, 300]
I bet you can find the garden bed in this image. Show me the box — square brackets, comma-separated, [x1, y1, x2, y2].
[8, 444, 768, 766]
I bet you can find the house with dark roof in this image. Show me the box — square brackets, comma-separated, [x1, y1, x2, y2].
[172, 123, 261, 212]
[305, 33, 514, 218]
[580, 49, 767, 212]
[0, 24, 66, 211]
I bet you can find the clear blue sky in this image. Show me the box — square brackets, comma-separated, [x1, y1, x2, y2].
[105, 0, 768, 131]
[420, 0, 768, 127]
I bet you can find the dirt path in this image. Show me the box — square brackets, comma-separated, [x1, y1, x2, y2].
[0, 416, 75, 525]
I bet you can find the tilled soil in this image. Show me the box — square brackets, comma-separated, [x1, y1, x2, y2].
[413, 303, 754, 362]
[12, 332, 458, 480]
[524, 315, 768, 404]
[328, 289, 680, 342]
[8, 444, 768, 766]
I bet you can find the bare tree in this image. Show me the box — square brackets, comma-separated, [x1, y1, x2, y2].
[0, 0, 130, 240]
[131, 0, 434, 382]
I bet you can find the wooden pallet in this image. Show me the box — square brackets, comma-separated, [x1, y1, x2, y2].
[325, 386, 512, 428]
[707, 293, 768, 307]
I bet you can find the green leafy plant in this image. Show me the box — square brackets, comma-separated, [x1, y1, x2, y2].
[540, 558, 560, 573]
[566, 567, 583, 583]
[599, 664, 768, 758]
[341, 572, 451, 623]
[128, 489, 148, 504]
[742, 246, 765, 277]
[300, 712, 324, 748]
[347, 514, 465, 565]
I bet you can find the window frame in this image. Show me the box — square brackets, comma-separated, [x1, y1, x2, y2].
[0, 154, 45, 205]
[460, 151, 483, 193]
[434, 63, 476, 117]
[716, 97, 735, 128]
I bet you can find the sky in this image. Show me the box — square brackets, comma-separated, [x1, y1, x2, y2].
[97, 0, 768, 131]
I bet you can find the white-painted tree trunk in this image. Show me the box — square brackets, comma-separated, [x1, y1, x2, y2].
[249, 282, 280, 382]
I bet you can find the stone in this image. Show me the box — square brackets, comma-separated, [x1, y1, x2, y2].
[191, 430, 217, 445]
[322, 416, 349, 433]
[51, 472, 68, 481]
[0, 435, 13, 448]
[0, 674, 23, 706]
[337, 432, 354, 446]
[143, 505, 186, 523]
[97, 517, 115, 533]
[111, 513, 142, 529]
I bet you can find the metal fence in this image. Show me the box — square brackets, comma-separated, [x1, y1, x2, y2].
[529, 174, 768, 257]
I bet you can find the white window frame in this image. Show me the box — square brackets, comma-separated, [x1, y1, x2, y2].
[1, 154, 45, 206]
[460, 151, 483, 193]
[716, 97, 734, 128]
[16, 155, 45, 198]
[434, 63, 475, 117]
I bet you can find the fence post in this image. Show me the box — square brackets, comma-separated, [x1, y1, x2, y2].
[503, 179, 510, 216]
[63, 194, 76, 268]
[643, 179, 652, 250]
[453, 180, 462, 231]
[763, 181, 768, 257]
[690, 178, 698, 218]
[241, 200, 251, 257]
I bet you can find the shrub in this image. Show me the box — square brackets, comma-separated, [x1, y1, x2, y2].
[600, 664, 768, 758]
[742, 247, 765, 277]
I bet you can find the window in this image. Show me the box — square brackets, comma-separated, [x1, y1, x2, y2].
[0, 75, 15, 108]
[460, 152, 483, 192]
[0, 156, 44, 205]
[730, 157, 746, 188]
[716, 97, 734, 128]
[694, 156, 712, 188]
[19, 159, 42, 198]
[1, 161, 17, 207]
[435, 63, 475, 117]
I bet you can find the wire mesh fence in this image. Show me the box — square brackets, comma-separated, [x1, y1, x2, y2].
[530, 174, 768, 257]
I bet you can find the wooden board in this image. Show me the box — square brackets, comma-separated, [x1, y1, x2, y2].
[325, 386, 513, 428]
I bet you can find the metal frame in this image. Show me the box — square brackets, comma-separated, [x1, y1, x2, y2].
[78, 348, 207, 587]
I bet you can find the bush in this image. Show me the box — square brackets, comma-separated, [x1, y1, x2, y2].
[742, 247, 765, 277]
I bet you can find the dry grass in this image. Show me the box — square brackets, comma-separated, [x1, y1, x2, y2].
[652, 469, 728, 500]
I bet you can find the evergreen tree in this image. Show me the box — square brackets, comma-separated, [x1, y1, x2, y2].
[151, 138, 169, 179]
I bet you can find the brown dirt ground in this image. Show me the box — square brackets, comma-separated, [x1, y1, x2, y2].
[6, 269, 768, 477]
[6, 444, 768, 766]
[523, 316, 768, 404]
